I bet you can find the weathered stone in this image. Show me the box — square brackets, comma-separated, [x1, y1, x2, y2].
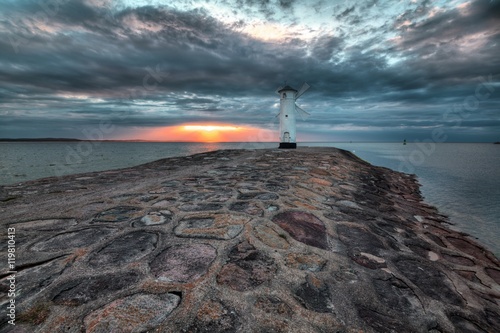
[149, 187, 169, 194]
[294, 275, 332, 313]
[256, 193, 279, 200]
[265, 182, 288, 192]
[424, 223, 452, 235]
[455, 270, 482, 283]
[52, 272, 141, 306]
[357, 307, 409, 333]
[428, 251, 439, 261]
[237, 192, 278, 200]
[309, 177, 332, 186]
[253, 225, 290, 249]
[178, 203, 223, 212]
[152, 199, 176, 207]
[133, 211, 171, 227]
[217, 241, 275, 291]
[175, 214, 247, 240]
[138, 194, 158, 202]
[10, 218, 77, 231]
[272, 211, 329, 250]
[372, 277, 422, 314]
[92, 206, 142, 223]
[229, 201, 263, 216]
[442, 254, 475, 266]
[448, 314, 488, 333]
[446, 237, 496, 265]
[1, 147, 499, 333]
[254, 296, 293, 318]
[185, 300, 239, 333]
[336, 200, 362, 209]
[393, 258, 463, 305]
[485, 309, 500, 329]
[88, 231, 158, 267]
[266, 205, 279, 211]
[311, 168, 330, 176]
[285, 253, 326, 272]
[349, 250, 387, 269]
[0, 256, 69, 305]
[31, 227, 114, 252]
[337, 224, 386, 256]
[425, 232, 447, 248]
[207, 189, 234, 202]
[84, 293, 180, 333]
[407, 241, 432, 258]
[485, 267, 500, 284]
[161, 180, 181, 187]
[179, 191, 211, 202]
[151, 244, 217, 282]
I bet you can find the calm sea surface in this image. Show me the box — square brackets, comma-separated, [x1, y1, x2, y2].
[1, 142, 499, 256]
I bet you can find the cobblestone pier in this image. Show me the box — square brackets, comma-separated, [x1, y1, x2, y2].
[1, 147, 499, 332]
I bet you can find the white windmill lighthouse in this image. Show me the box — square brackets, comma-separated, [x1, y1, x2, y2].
[276, 82, 311, 148]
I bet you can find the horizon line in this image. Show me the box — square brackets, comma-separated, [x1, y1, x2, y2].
[1, 138, 498, 144]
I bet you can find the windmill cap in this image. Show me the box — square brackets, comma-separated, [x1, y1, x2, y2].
[278, 85, 298, 93]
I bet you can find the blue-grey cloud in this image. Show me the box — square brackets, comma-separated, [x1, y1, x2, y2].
[0, 0, 498, 141]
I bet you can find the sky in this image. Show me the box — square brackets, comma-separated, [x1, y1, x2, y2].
[0, 0, 499, 142]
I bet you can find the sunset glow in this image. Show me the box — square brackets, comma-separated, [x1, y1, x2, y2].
[182, 125, 240, 132]
[122, 124, 275, 142]
[1, 0, 499, 142]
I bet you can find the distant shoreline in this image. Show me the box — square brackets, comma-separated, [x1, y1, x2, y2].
[0, 138, 83, 142]
[1, 138, 499, 143]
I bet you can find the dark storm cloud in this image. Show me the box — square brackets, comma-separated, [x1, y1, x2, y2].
[335, 6, 355, 20]
[0, 0, 498, 140]
[396, 4, 499, 64]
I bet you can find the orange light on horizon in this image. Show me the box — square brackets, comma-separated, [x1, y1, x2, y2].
[182, 125, 240, 132]
[180, 124, 242, 142]
[118, 123, 275, 142]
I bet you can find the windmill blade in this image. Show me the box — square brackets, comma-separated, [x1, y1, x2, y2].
[295, 82, 310, 100]
[295, 105, 310, 120]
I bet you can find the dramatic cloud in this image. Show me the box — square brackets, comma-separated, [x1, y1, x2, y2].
[0, 0, 499, 141]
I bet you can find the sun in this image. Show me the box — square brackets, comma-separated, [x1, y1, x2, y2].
[182, 125, 240, 132]
[181, 124, 241, 142]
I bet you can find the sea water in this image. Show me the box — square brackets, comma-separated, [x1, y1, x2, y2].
[0, 142, 275, 184]
[1, 142, 498, 256]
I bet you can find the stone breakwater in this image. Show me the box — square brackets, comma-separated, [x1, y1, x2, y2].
[0, 147, 499, 333]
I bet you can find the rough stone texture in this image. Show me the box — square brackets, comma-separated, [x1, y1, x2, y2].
[133, 211, 172, 227]
[92, 206, 142, 223]
[294, 275, 333, 313]
[254, 295, 293, 318]
[174, 214, 248, 240]
[87, 231, 158, 267]
[9, 218, 78, 232]
[184, 300, 240, 333]
[1, 147, 499, 332]
[31, 227, 115, 252]
[272, 211, 329, 249]
[285, 253, 326, 272]
[393, 258, 464, 305]
[52, 272, 141, 306]
[150, 243, 217, 283]
[84, 293, 180, 333]
[216, 241, 275, 291]
[253, 224, 290, 249]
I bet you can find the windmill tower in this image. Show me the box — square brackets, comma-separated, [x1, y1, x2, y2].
[276, 82, 310, 149]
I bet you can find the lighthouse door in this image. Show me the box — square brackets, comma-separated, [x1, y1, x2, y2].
[283, 132, 290, 143]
